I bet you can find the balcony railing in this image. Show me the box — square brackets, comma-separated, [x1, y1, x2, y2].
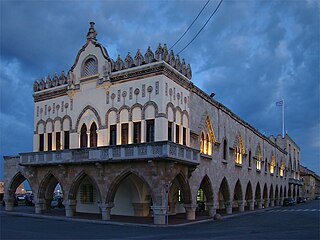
[288, 177, 303, 186]
[20, 141, 199, 166]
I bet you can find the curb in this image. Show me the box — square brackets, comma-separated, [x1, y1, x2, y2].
[0, 206, 281, 228]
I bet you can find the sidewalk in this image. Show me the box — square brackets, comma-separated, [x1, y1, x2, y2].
[0, 205, 279, 227]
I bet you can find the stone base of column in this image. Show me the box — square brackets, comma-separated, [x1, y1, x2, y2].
[237, 201, 244, 212]
[151, 206, 167, 225]
[264, 200, 269, 208]
[64, 200, 77, 217]
[35, 198, 45, 214]
[5, 201, 14, 211]
[99, 203, 114, 221]
[270, 199, 275, 207]
[225, 202, 233, 215]
[184, 204, 197, 220]
[249, 200, 255, 211]
[206, 202, 217, 217]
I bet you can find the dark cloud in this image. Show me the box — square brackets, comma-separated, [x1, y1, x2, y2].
[0, 0, 319, 179]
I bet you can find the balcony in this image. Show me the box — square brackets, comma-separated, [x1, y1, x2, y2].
[19, 141, 200, 166]
[288, 177, 303, 186]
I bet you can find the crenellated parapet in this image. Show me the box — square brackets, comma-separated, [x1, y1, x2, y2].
[109, 43, 192, 80]
[33, 22, 193, 94]
[33, 71, 68, 92]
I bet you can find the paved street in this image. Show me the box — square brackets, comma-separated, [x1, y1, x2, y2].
[1, 200, 319, 240]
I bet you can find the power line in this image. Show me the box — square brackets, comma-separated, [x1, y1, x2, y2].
[169, 0, 211, 51]
[177, 0, 224, 55]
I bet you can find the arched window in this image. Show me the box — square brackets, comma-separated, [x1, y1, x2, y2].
[223, 139, 227, 160]
[235, 146, 242, 164]
[270, 154, 276, 174]
[200, 132, 205, 154]
[265, 158, 268, 172]
[80, 124, 87, 148]
[280, 160, 285, 177]
[256, 145, 262, 170]
[90, 122, 97, 147]
[248, 150, 252, 168]
[82, 57, 98, 77]
[206, 133, 211, 155]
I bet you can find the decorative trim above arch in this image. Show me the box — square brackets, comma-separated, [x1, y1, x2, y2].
[75, 105, 104, 131]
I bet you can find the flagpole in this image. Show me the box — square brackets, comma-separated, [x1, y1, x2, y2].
[282, 99, 285, 138]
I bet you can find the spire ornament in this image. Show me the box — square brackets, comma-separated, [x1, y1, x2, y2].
[87, 21, 98, 42]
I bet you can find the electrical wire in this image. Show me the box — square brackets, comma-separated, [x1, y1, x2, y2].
[177, 0, 224, 55]
[169, 0, 210, 51]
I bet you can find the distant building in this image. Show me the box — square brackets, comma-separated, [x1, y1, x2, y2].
[300, 165, 320, 199]
[4, 22, 304, 224]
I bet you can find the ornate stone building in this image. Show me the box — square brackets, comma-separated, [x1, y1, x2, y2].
[4, 22, 303, 224]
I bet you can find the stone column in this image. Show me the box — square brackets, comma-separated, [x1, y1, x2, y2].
[64, 200, 77, 217]
[248, 200, 255, 211]
[270, 199, 274, 207]
[5, 200, 14, 211]
[264, 199, 269, 208]
[257, 199, 263, 209]
[99, 203, 114, 220]
[132, 202, 149, 217]
[184, 204, 197, 220]
[86, 130, 90, 148]
[206, 202, 217, 217]
[280, 198, 284, 206]
[151, 205, 167, 225]
[237, 200, 245, 212]
[225, 201, 233, 214]
[35, 198, 45, 214]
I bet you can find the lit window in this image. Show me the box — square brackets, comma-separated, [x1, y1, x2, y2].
[270, 154, 276, 174]
[197, 189, 204, 202]
[178, 190, 183, 202]
[200, 132, 205, 154]
[206, 134, 211, 155]
[235, 146, 242, 164]
[280, 160, 285, 177]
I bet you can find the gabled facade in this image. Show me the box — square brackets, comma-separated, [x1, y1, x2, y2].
[4, 23, 302, 224]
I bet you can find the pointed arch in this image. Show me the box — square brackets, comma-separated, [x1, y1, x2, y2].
[62, 115, 73, 131]
[234, 179, 243, 201]
[89, 122, 97, 147]
[80, 124, 87, 148]
[269, 184, 274, 200]
[105, 107, 118, 126]
[35, 119, 46, 134]
[245, 181, 253, 201]
[171, 172, 192, 204]
[106, 170, 155, 204]
[263, 183, 268, 199]
[38, 171, 63, 207]
[68, 171, 101, 202]
[255, 182, 261, 200]
[198, 175, 214, 203]
[166, 102, 175, 121]
[219, 177, 230, 202]
[142, 101, 159, 120]
[75, 105, 103, 131]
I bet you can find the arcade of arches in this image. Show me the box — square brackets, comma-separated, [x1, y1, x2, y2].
[4, 159, 301, 224]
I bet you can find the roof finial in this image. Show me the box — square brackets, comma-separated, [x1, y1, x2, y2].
[87, 21, 98, 41]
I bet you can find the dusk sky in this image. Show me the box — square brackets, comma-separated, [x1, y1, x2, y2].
[0, 0, 319, 179]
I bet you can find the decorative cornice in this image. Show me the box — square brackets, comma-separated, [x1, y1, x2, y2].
[34, 86, 68, 102]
